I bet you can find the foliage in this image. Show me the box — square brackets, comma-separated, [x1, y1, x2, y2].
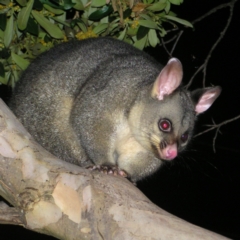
[0, 0, 192, 86]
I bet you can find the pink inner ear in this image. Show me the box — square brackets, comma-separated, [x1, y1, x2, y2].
[155, 58, 183, 100]
[195, 102, 212, 114]
[195, 88, 221, 114]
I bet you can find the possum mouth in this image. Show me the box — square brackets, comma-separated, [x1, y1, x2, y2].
[151, 141, 178, 161]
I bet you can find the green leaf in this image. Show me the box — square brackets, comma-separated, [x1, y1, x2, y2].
[15, 0, 27, 6]
[168, 0, 182, 5]
[70, 18, 79, 28]
[146, 0, 154, 4]
[148, 29, 158, 47]
[62, 0, 77, 9]
[12, 70, 19, 83]
[100, 15, 108, 23]
[17, 0, 34, 30]
[4, 14, 13, 47]
[137, 26, 149, 40]
[91, 0, 106, 7]
[77, 21, 87, 32]
[118, 27, 127, 40]
[0, 0, 10, 6]
[108, 22, 118, 33]
[0, 14, 7, 31]
[11, 52, 30, 70]
[138, 19, 158, 29]
[168, 10, 176, 17]
[32, 10, 64, 38]
[139, 14, 152, 20]
[31, 42, 47, 56]
[39, 0, 75, 10]
[164, 15, 193, 27]
[158, 26, 167, 37]
[72, 0, 84, 10]
[93, 23, 108, 34]
[127, 26, 138, 36]
[88, 5, 113, 21]
[133, 34, 147, 50]
[164, 1, 170, 13]
[0, 75, 8, 85]
[0, 64, 8, 85]
[44, 4, 64, 14]
[51, 12, 70, 27]
[147, 2, 166, 12]
[52, 16, 70, 27]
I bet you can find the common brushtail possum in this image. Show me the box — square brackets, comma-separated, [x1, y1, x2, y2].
[9, 37, 221, 182]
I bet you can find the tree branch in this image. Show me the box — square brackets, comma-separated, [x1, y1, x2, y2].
[0, 202, 23, 225]
[0, 99, 230, 239]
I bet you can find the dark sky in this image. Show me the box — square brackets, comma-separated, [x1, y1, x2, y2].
[140, 0, 240, 239]
[1, 0, 240, 239]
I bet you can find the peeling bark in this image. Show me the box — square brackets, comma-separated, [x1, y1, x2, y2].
[0, 99, 229, 240]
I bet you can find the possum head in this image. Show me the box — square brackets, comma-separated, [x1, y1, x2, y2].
[129, 58, 221, 162]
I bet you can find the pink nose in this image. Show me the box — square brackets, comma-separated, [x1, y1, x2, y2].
[161, 143, 178, 161]
[165, 148, 177, 160]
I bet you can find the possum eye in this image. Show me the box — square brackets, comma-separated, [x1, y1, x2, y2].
[158, 119, 171, 132]
[181, 132, 188, 143]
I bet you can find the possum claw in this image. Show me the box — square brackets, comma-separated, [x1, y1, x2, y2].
[87, 165, 128, 178]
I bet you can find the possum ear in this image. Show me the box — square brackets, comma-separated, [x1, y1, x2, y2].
[191, 86, 222, 115]
[151, 58, 183, 100]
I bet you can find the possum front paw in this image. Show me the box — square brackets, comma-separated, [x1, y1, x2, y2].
[87, 165, 128, 178]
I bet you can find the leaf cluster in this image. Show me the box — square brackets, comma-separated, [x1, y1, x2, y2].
[0, 0, 192, 86]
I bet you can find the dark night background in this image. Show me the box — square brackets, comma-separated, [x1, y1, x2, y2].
[0, 0, 240, 239]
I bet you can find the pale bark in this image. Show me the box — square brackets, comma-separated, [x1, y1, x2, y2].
[0, 99, 229, 240]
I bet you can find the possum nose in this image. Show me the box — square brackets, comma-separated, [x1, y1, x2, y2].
[161, 143, 177, 160]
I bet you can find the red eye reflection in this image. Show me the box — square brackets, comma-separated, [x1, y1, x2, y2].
[158, 119, 171, 132]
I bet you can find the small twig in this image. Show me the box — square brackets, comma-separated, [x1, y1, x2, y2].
[73, 11, 80, 19]
[192, 0, 237, 25]
[160, 38, 171, 57]
[158, 34, 178, 46]
[166, 28, 180, 34]
[159, 28, 180, 47]
[159, 30, 183, 58]
[186, 0, 237, 89]
[194, 115, 240, 138]
[212, 127, 220, 153]
[170, 30, 183, 56]
[202, 0, 236, 87]
[194, 115, 240, 152]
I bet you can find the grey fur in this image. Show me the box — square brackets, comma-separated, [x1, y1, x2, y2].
[9, 37, 221, 182]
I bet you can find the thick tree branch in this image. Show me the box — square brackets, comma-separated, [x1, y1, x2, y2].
[0, 99, 230, 239]
[0, 202, 23, 225]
